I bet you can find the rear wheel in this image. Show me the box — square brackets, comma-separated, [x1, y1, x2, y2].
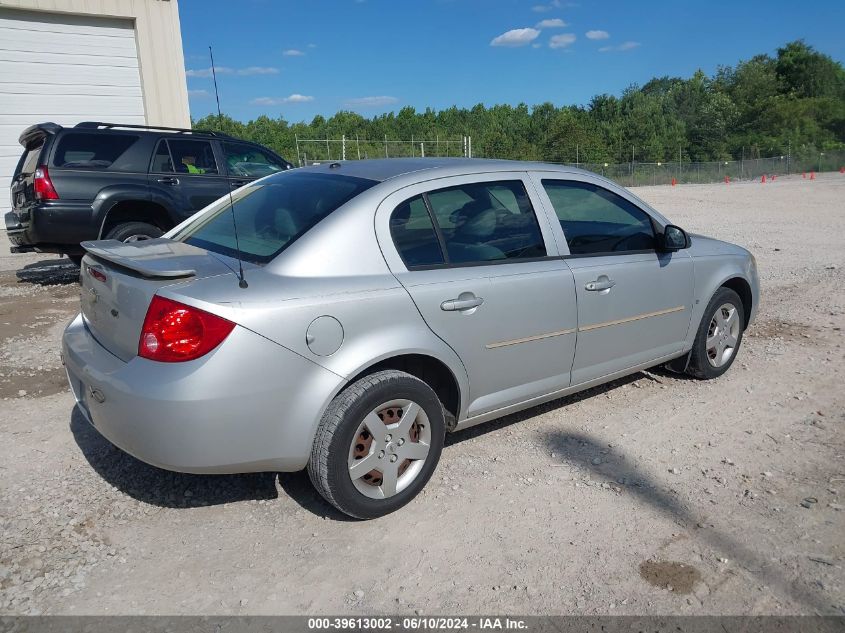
[686, 287, 745, 379]
[308, 370, 445, 519]
[104, 221, 163, 243]
[67, 254, 83, 267]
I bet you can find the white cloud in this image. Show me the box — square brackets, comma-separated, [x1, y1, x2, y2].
[536, 18, 567, 28]
[186, 66, 278, 77]
[307, 43, 317, 48]
[187, 89, 209, 98]
[532, 0, 576, 11]
[490, 28, 540, 48]
[599, 41, 640, 52]
[549, 33, 576, 49]
[283, 49, 305, 57]
[585, 30, 610, 40]
[237, 66, 279, 75]
[185, 66, 232, 78]
[251, 94, 314, 106]
[344, 96, 399, 108]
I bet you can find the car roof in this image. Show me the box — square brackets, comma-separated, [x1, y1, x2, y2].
[298, 157, 596, 182]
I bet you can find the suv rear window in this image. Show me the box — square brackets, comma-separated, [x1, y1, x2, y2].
[16, 140, 44, 177]
[52, 133, 138, 170]
[172, 172, 376, 264]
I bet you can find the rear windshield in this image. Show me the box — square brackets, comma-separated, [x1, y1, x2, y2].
[171, 171, 376, 264]
[52, 133, 138, 170]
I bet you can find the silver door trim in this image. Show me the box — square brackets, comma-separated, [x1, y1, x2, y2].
[578, 305, 686, 332]
[485, 327, 576, 349]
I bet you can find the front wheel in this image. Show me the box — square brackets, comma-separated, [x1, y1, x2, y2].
[686, 287, 745, 379]
[308, 370, 445, 519]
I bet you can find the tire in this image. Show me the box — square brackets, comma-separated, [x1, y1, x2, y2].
[104, 221, 163, 243]
[67, 254, 83, 267]
[686, 287, 745, 380]
[308, 370, 446, 519]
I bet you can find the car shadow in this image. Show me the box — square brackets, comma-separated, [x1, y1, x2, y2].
[540, 429, 833, 614]
[70, 406, 278, 508]
[15, 258, 80, 286]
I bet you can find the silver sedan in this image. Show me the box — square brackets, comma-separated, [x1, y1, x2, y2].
[62, 159, 759, 518]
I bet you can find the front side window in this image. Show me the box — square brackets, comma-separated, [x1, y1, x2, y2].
[52, 133, 137, 170]
[542, 180, 655, 255]
[223, 142, 287, 178]
[165, 139, 219, 175]
[172, 172, 375, 264]
[423, 180, 546, 264]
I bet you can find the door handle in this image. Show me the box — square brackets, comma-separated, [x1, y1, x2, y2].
[585, 277, 616, 292]
[440, 295, 484, 312]
[156, 177, 179, 185]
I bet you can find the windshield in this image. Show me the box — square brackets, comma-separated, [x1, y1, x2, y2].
[171, 171, 376, 264]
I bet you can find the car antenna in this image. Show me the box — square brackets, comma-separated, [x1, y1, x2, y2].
[209, 45, 248, 289]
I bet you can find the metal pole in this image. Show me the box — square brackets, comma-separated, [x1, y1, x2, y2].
[295, 134, 301, 167]
[385, 135, 388, 158]
[787, 139, 791, 174]
[342, 135, 346, 161]
[576, 144, 579, 167]
[326, 138, 330, 160]
[420, 142, 425, 157]
[356, 135, 361, 161]
[468, 136, 472, 158]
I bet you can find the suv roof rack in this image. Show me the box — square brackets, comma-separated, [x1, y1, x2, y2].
[74, 121, 231, 137]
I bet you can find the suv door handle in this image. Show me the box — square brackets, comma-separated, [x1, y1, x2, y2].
[156, 177, 179, 185]
[585, 277, 616, 292]
[441, 295, 484, 312]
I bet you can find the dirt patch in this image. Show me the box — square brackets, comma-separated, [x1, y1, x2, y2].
[639, 560, 703, 594]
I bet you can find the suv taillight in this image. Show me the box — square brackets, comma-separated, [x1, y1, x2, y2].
[138, 295, 235, 362]
[33, 165, 59, 200]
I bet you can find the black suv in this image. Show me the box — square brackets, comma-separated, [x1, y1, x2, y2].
[5, 122, 293, 264]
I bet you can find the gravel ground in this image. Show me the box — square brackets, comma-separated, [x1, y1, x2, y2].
[0, 173, 843, 616]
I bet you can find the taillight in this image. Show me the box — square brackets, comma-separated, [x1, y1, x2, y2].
[138, 295, 235, 362]
[33, 165, 59, 200]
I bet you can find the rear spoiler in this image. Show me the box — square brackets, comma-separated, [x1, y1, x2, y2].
[81, 239, 198, 279]
[18, 122, 61, 147]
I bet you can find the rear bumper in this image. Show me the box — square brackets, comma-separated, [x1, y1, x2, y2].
[62, 314, 345, 473]
[5, 201, 96, 252]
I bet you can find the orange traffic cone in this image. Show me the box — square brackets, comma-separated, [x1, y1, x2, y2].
[761, 174, 766, 183]
[810, 171, 816, 180]
[671, 177, 677, 186]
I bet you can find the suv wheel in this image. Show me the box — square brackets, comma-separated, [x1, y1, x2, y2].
[308, 370, 445, 519]
[686, 287, 745, 379]
[104, 221, 163, 243]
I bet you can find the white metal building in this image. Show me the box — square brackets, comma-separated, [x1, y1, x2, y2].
[0, 0, 190, 208]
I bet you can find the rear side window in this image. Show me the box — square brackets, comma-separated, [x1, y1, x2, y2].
[223, 142, 287, 178]
[390, 196, 445, 267]
[172, 172, 375, 264]
[424, 180, 546, 265]
[542, 180, 655, 255]
[162, 139, 219, 175]
[52, 133, 138, 170]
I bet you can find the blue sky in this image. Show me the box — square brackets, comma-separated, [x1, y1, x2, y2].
[180, 0, 845, 123]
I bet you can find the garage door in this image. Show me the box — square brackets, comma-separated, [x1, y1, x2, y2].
[0, 8, 146, 212]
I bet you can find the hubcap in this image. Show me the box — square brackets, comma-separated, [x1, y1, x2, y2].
[706, 303, 740, 368]
[348, 399, 431, 500]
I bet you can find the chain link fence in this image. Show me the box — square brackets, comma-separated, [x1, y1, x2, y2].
[294, 135, 471, 165]
[291, 137, 845, 186]
[569, 150, 845, 187]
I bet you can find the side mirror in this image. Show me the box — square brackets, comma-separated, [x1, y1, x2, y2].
[659, 225, 690, 252]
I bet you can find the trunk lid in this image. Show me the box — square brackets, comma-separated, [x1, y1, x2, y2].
[79, 238, 236, 361]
